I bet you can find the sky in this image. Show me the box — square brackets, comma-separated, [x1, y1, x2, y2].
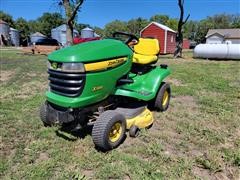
[1, 0, 239, 28]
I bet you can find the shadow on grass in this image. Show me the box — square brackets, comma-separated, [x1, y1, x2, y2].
[55, 124, 93, 141]
[55, 123, 127, 152]
[192, 57, 240, 61]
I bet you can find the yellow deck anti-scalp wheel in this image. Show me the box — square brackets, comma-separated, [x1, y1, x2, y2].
[92, 111, 126, 151]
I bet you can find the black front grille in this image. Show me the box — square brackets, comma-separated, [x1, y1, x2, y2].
[48, 69, 85, 97]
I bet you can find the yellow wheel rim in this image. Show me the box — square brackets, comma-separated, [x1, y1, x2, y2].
[109, 122, 122, 143]
[162, 90, 169, 106]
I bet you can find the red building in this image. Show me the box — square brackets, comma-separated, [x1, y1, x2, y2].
[183, 39, 190, 49]
[140, 22, 176, 54]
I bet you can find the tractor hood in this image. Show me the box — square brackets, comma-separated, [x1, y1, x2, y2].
[48, 39, 133, 63]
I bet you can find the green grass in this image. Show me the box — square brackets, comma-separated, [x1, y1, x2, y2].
[1, 48, 240, 179]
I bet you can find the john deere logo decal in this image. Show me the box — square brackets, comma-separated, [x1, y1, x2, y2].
[52, 62, 58, 69]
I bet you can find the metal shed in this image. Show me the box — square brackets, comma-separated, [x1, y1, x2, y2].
[10, 27, 20, 46]
[140, 22, 176, 54]
[51, 24, 79, 46]
[81, 27, 94, 38]
[30, 32, 46, 43]
[0, 20, 10, 46]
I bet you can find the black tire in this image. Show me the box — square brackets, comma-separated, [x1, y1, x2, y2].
[39, 103, 51, 127]
[154, 82, 171, 112]
[92, 111, 126, 151]
[129, 125, 140, 138]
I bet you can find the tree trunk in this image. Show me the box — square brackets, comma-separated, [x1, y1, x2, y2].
[174, 0, 190, 58]
[63, 0, 73, 46]
[62, 0, 84, 46]
[66, 22, 73, 46]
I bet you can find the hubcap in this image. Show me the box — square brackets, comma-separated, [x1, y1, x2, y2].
[109, 122, 122, 143]
[162, 90, 169, 106]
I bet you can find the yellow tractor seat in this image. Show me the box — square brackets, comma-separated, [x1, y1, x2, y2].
[133, 53, 158, 64]
[133, 38, 160, 65]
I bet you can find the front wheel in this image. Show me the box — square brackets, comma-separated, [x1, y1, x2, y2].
[92, 111, 126, 151]
[39, 102, 51, 127]
[154, 82, 171, 112]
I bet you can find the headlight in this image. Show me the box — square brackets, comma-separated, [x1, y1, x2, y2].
[62, 63, 85, 73]
[48, 61, 85, 73]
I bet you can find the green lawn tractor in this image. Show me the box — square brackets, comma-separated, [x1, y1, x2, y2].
[40, 32, 171, 151]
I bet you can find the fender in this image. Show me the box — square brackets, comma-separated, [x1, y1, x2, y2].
[113, 66, 171, 101]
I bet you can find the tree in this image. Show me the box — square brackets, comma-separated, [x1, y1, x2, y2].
[231, 14, 240, 28]
[15, 18, 30, 44]
[174, 0, 190, 58]
[75, 23, 90, 35]
[93, 26, 104, 37]
[104, 20, 128, 37]
[166, 18, 178, 31]
[150, 15, 169, 25]
[28, 20, 40, 34]
[60, 0, 84, 45]
[0, 11, 15, 27]
[208, 14, 232, 29]
[231, 15, 240, 28]
[127, 18, 149, 36]
[37, 12, 64, 37]
[183, 20, 198, 40]
[194, 19, 214, 43]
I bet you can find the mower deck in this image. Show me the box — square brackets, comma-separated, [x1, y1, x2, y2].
[115, 103, 153, 129]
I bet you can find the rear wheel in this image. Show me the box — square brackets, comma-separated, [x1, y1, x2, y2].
[154, 82, 171, 111]
[92, 111, 126, 151]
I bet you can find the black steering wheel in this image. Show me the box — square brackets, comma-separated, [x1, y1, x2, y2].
[112, 32, 139, 45]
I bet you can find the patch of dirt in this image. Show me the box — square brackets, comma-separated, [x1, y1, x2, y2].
[174, 95, 197, 107]
[192, 166, 213, 179]
[119, 135, 143, 152]
[35, 152, 50, 163]
[72, 140, 91, 157]
[82, 169, 94, 178]
[167, 77, 185, 86]
[0, 70, 15, 82]
[218, 167, 240, 180]
[229, 80, 240, 88]
[15, 81, 47, 99]
[26, 72, 37, 77]
[193, 166, 240, 180]
[170, 95, 199, 114]
[198, 90, 222, 98]
[123, 175, 131, 180]
[148, 95, 202, 158]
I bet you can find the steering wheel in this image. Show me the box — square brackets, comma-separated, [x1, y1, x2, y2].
[112, 32, 139, 46]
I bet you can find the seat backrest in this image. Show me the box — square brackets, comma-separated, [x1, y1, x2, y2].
[134, 38, 160, 56]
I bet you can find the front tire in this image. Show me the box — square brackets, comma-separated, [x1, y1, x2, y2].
[39, 102, 51, 126]
[92, 111, 126, 151]
[154, 82, 171, 112]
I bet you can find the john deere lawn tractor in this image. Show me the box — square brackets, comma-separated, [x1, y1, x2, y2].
[40, 32, 171, 150]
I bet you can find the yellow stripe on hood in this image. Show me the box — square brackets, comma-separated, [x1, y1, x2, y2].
[84, 57, 127, 72]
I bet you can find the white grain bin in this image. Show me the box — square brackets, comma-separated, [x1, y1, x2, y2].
[30, 32, 46, 43]
[194, 44, 240, 60]
[10, 27, 20, 46]
[51, 24, 79, 46]
[81, 27, 94, 38]
[0, 20, 10, 46]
